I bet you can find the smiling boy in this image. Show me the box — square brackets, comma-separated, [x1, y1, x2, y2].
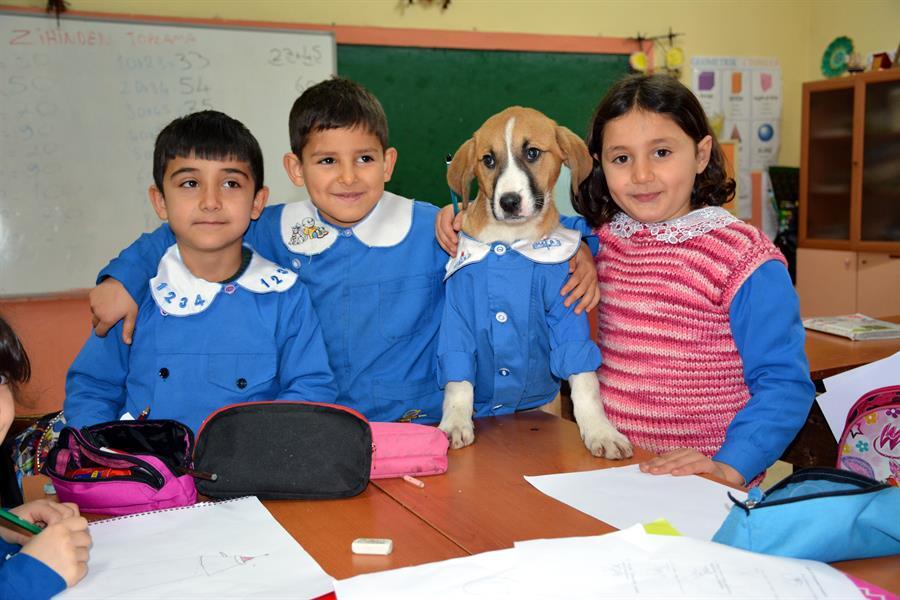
[64, 111, 337, 433]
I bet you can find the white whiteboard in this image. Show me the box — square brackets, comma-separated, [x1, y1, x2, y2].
[0, 11, 335, 296]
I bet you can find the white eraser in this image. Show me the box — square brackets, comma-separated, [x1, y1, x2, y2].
[351, 537, 393, 555]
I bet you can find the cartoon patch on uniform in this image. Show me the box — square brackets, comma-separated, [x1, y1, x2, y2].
[289, 217, 330, 246]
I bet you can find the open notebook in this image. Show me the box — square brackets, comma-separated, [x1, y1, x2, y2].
[58, 496, 332, 599]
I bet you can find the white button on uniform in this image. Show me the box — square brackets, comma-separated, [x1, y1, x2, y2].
[495, 311, 508, 323]
[493, 244, 507, 255]
[498, 368, 510, 377]
[340, 229, 353, 237]
[493, 404, 504, 410]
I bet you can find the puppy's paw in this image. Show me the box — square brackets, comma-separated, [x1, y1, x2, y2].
[580, 420, 633, 460]
[438, 415, 475, 449]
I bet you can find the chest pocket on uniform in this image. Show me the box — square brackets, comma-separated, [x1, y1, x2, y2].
[208, 353, 277, 394]
[378, 272, 441, 342]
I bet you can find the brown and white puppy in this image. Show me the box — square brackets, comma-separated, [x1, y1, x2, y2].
[439, 106, 632, 459]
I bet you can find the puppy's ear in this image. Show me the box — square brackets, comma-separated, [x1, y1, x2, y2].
[556, 126, 593, 196]
[447, 138, 476, 210]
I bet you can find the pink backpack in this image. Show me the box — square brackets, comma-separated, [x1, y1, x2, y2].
[837, 385, 900, 486]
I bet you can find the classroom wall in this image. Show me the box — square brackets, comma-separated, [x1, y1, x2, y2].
[6, 0, 898, 167]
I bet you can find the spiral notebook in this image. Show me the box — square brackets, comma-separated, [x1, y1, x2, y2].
[58, 496, 333, 599]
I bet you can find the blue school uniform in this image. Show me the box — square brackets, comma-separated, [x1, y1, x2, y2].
[0, 539, 66, 599]
[438, 226, 600, 417]
[67, 245, 337, 433]
[98, 192, 446, 423]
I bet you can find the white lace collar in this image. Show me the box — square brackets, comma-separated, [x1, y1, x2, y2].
[444, 226, 581, 280]
[280, 191, 413, 256]
[150, 244, 297, 317]
[608, 206, 739, 244]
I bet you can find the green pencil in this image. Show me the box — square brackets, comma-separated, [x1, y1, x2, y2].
[0, 507, 42, 535]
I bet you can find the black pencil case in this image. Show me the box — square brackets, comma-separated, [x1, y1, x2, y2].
[192, 401, 372, 500]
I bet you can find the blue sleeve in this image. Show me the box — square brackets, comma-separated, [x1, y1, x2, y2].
[713, 260, 815, 483]
[98, 205, 284, 304]
[559, 215, 599, 255]
[437, 276, 477, 386]
[274, 281, 338, 403]
[0, 549, 67, 600]
[64, 321, 131, 428]
[545, 266, 601, 379]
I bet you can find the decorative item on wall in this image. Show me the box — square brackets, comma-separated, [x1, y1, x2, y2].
[46, 0, 68, 22]
[821, 36, 853, 78]
[403, 0, 452, 10]
[629, 27, 684, 77]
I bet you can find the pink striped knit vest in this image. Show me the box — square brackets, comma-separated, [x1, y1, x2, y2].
[594, 208, 786, 458]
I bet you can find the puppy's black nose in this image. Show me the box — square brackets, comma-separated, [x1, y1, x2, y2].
[499, 192, 521, 215]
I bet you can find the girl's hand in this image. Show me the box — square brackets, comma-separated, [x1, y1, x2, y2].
[1, 500, 80, 546]
[20, 515, 92, 588]
[90, 278, 138, 345]
[561, 242, 600, 314]
[639, 448, 744, 486]
[435, 205, 463, 256]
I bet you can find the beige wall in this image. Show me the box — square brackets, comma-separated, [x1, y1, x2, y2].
[5, 0, 899, 167]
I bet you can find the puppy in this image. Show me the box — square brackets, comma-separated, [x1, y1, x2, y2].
[437, 106, 632, 459]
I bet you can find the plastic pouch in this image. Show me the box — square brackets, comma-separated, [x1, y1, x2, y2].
[44, 420, 197, 516]
[712, 467, 900, 561]
[193, 401, 372, 500]
[369, 421, 449, 479]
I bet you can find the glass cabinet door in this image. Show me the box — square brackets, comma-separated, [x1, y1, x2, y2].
[806, 87, 854, 240]
[861, 78, 900, 243]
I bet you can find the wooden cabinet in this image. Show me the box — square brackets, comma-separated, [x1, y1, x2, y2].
[799, 69, 900, 253]
[797, 248, 900, 317]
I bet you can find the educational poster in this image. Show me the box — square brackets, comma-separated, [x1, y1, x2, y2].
[690, 57, 782, 219]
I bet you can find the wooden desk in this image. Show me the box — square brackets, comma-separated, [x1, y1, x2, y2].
[373, 413, 899, 594]
[371, 411, 652, 554]
[22, 415, 899, 594]
[805, 315, 900, 380]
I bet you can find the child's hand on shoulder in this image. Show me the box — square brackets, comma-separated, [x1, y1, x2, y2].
[90, 278, 138, 345]
[562, 243, 600, 314]
[20, 511, 92, 588]
[639, 448, 744, 486]
[435, 204, 464, 256]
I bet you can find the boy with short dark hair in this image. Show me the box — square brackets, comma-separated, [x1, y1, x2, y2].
[90, 81, 447, 423]
[65, 110, 337, 433]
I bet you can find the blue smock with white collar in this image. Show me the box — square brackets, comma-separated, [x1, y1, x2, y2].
[68, 245, 337, 433]
[438, 226, 601, 417]
[98, 192, 446, 423]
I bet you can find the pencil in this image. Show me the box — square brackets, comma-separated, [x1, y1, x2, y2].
[0, 507, 42, 535]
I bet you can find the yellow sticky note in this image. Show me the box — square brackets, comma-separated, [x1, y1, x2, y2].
[643, 519, 682, 536]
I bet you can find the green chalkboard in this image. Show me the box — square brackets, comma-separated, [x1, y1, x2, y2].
[338, 45, 630, 206]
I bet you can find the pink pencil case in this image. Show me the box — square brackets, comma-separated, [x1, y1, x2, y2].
[369, 421, 449, 479]
[44, 420, 197, 515]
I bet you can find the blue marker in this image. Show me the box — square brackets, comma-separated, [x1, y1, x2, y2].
[446, 154, 460, 215]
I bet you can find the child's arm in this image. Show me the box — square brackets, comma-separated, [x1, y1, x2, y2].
[273, 282, 338, 403]
[640, 261, 814, 485]
[91, 207, 283, 342]
[0, 500, 90, 596]
[64, 322, 131, 428]
[91, 226, 175, 341]
[434, 206, 601, 314]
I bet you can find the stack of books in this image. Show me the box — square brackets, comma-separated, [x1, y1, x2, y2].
[802, 314, 900, 341]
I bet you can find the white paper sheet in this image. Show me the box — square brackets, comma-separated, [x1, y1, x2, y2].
[817, 351, 900, 441]
[59, 496, 333, 599]
[333, 549, 528, 599]
[524, 464, 746, 540]
[333, 526, 862, 600]
[511, 527, 863, 600]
